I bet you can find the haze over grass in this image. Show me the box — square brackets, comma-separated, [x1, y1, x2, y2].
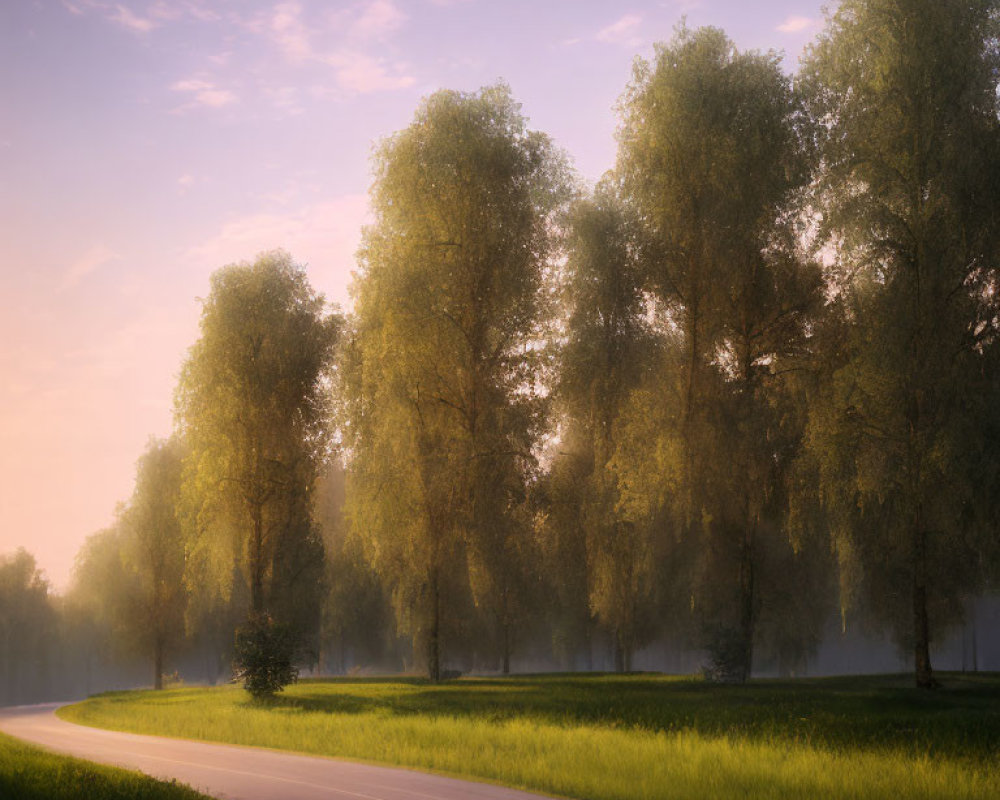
[60, 673, 1000, 800]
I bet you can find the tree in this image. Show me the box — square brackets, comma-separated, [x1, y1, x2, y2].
[802, 0, 1000, 687]
[346, 84, 569, 679]
[557, 182, 659, 671]
[176, 250, 338, 694]
[0, 550, 56, 704]
[66, 524, 136, 689]
[314, 459, 394, 673]
[121, 437, 187, 690]
[617, 25, 822, 680]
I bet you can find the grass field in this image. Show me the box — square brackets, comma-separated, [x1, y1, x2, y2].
[0, 730, 211, 800]
[60, 673, 1000, 800]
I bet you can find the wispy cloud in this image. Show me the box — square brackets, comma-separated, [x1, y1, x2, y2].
[351, 0, 407, 40]
[324, 51, 416, 93]
[777, 15, 816, 34]
[263, 86, 306, 115]
[109, 4, 156, 33]
[59, 245, 120, 291]
[177, 173, 196, 192]
[271, 0, 313, 62]
[264, 0, 415, 95]
[186, 195, 370, 304]
[68, 0, 222, 27]
[207, 50, 233, 67]
[596, 13, 643, 46]
[181, 1, 221, 23]
[171, 77, 237, 110]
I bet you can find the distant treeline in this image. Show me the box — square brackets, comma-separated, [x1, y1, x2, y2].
[4, 0, 1000, 702]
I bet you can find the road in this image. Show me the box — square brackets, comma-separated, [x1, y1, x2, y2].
[0, 704, 553, 800]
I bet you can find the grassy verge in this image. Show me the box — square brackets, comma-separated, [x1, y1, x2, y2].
[60, 673, 1000, 800]
[0, 730, 211, 800]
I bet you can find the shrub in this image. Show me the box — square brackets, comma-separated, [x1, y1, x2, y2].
[702, 625, 749, 684]
[233, 613, 299, 700]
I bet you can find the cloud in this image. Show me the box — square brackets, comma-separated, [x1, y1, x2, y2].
[59, 245, 120, 291]
[207, 50, 233, 66]
[777, 15, 815, 33]
[260, 1, 415, 95]
[351, 0, 407, 40]
[193, 89, 236, 107]
[182, 2, 221, 23]
[171, 77, 238, 110]
[109, 4, 156, 33]
[271, 0, 313, 62]
[596, 13, 642, 46]
[263, 86, 306, 115]
[147, 1, 182, 22]
[171, 78, 211, 92]
[186, 195, 371, 305]
[324, 51, 416, 93]
[177, 174, 196, 193]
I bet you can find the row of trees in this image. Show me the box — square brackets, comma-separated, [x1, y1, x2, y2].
[343, 1, 1000, 688]
[4, 0, 999, 700]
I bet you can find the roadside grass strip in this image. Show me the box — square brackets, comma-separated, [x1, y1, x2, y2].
[59, 673, 1000, 800]
[0, 731, 211, 800]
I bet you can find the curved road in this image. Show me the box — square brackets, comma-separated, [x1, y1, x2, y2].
[0, 704, 553, 800]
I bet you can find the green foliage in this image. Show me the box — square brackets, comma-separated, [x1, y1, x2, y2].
[555, 182, 661, 670]
[176, 250, 338, 657]
[62, 675, 1000, 800]
[233, 613, 299, 700]
[313, 460, 394, 671]
[122, 438, 187, 688]
[0, 551, 56, 705]
[67, 440, 190, 690]
[801, 0, 1000, 685]
[347, 83, 570, 677]
[615, 24, 826, 679]
[0, 732, 211, 800]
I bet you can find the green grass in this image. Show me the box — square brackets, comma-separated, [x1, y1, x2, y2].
[60, 673, 1000, 800]
[0, 730, 211, 800]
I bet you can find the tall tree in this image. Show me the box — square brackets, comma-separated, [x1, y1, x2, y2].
[557, 182, 658, 671]
[68, 441, 189, 690]
[0, 550, 56, 705]
[802, 0, 1000, 687]
[613, 26, 813, 678]
[176, 251, 338, 655]
[346, 84, 569, 679]
[121, 437, 187, 690]
[617, 25, 822, 680]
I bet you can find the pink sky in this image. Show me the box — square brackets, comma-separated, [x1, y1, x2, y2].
[0, 0, 829, 590]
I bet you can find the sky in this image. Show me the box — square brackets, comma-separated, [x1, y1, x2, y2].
[0, 0, 830, 590]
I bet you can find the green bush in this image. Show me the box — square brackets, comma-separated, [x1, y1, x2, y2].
[233, 613, 298, 700]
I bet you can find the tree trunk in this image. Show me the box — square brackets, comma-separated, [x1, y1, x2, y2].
[971, 603, 979, 673]
[154, 638, 164, 690]
[912, 519, 937, 689]
[427, 567, 441, 682]
[501, 620, 511, 675]
[250, 502, 265, 616]
[737, 521, 756, 684]
[613, 636, 625, 673]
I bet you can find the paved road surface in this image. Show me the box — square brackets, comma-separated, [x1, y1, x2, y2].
[0, 704, 553, 800]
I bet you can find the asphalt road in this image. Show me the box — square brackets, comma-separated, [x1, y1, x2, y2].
[0, 704, 553, 800]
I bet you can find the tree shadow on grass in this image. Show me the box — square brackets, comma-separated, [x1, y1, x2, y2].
[271, 672, 1000, 764]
